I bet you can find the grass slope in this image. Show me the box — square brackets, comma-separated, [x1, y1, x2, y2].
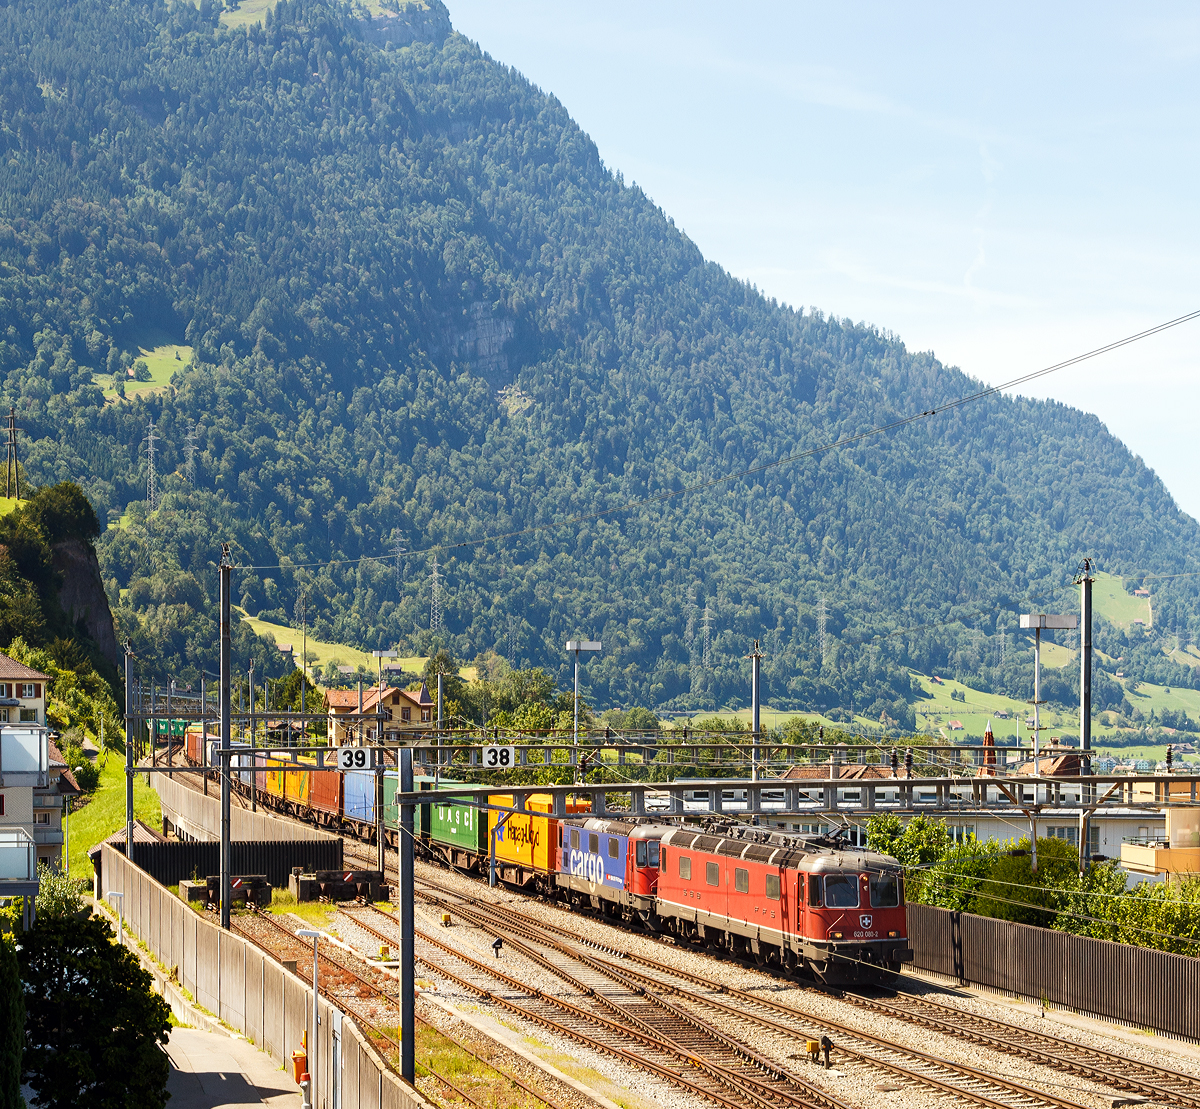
[238, 611, 429, 679]
[68, 752, 162, 877]
[93, 342, 192, 401]
[1092, 571, 1152, 629]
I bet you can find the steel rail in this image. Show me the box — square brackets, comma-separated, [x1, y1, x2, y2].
[411, 888, 1087, 1109]
[352, 905, 854, 1109]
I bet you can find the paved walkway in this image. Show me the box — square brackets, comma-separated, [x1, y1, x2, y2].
[165, 1028, 303, 1109]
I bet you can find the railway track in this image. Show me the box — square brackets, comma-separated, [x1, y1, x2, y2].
[346, 903, 858, 1109]
[415, 876, 1200, 1109]
[406, 886, 1103, 1109]
[229, 910, 570, 1109]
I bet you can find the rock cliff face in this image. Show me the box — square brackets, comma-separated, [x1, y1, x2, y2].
[52, 539, 119, 667]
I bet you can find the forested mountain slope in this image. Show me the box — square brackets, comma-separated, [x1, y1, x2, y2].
[1, 0, 1198, 716]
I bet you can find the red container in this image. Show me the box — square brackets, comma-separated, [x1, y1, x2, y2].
[309, 765, 343, 822]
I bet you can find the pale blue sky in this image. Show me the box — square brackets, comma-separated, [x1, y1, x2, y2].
[449, 2, 1200, 519]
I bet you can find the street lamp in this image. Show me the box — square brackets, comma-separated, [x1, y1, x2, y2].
[565, 640, 601, 767]
[1018, 614, 1079, 767]
[296, 929, 321, 1109]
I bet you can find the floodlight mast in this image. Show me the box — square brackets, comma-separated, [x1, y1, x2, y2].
[1018, 611, 1077, 873]
[565, 640, 601, 774]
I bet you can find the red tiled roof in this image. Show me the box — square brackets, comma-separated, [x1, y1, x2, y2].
[0, 653, 51, 681]
[48, 741, 82, 793]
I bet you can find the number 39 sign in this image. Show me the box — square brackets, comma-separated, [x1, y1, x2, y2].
[336, 747, 376, 771]
[483, 745, 516, 769]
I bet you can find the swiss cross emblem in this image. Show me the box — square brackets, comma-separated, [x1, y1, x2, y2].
[859, 914, 873, 929]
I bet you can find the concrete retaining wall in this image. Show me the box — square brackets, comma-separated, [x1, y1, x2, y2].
[152, 771, 338, 844]
[102, 844, 430, 1109]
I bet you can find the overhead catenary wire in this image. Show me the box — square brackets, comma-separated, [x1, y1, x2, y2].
[232, 309, 1200, 573]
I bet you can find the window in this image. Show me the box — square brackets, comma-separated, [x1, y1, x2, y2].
[34, 811, 51, 825]
[870, 873, 901, 907]
[765, 874, 780, 900]
[0, 794, 4, 816]
[648, 841, 660, 867]
[400, 708, 411, 723]
[824, 875, 860, 908]
[0, 684, 8, 697]
[20, 684, 36, 699]
[734, 867, 749, 893]
[949, 825, 975, 844]
[571, 828, 579, 850]
[0, 709, 7, 724]
[382, 708, 393, 721]
[679, 856, 691, 880]
[636, 841, 647, 866]
[705, 861, 719, 887]
[19, 709, 36, 722]
[608, 837, 618, 859]
[1048, 826, 1079, 847]
[421, 709, 431, 723]
[807, 876, 823, 907]
[589, 834, 599, 854]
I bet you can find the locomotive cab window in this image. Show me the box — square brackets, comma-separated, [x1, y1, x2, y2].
[870, 873, 902, 907]
[589, 834, 599, 854]
[824, 874, 860, 908]
[705, 862, 720, 887]
[679, 856, 691, 880]
[636, 841, 647, 866]
[734, 867, 749, 893]
[608, 837, 619, 859]
[765, 874, 780, 900]
[648, 841, 660, 867]
[807, 876, 823, 907]
[571, 829, 580, 850]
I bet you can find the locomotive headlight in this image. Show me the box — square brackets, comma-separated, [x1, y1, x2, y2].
[831, 931, 843, 940]
[888, 930, 899, 938]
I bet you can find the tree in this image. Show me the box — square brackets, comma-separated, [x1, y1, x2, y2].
[33, 864, 84, 921]
[969, 836, 1078, 927]
[0, 934, 22, 1109]
[19, 916, 171, 1109]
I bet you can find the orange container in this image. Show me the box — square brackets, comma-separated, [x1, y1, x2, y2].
[291, 1049, 308, 1084]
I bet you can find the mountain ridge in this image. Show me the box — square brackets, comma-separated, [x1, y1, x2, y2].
[0, 0, 1198, 715]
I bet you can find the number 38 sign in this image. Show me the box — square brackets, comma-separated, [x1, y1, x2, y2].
[336, 747, 376, 771]
[483, 745, 516, 769]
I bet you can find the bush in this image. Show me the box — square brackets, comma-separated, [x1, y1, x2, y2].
[20, 915, 171, 1109]
[0, 933, 21, 1109]
[33, 864, 85, 921]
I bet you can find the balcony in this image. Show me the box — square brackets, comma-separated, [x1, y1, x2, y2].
[32, 828, 63, 846]
[1121, 840, 1200, 876]
[0, 828, 39, 897]
[0, 726, 49, 788]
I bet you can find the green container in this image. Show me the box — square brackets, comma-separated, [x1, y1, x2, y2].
[427, 789, 487, 854]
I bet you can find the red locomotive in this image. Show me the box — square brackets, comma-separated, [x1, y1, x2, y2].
[653, 823, 910, 984]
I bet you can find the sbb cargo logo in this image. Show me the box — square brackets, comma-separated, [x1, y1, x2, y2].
[567, 849, 623, 888]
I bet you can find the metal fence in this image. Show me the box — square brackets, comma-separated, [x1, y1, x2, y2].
[127, 839, 343, 888]
[101, 845, 429, 1109]
[908, 903, 1200, 1040]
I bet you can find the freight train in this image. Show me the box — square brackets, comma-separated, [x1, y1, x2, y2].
[182, 728, 910, 983]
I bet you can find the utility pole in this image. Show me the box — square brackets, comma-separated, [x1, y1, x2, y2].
[818, 596, 828, 670]
[184, 421, 199, 486]
[429, 555, 442, 634]
[746, 640, 763, 781]
[4, 406, 20, 500]
[219, 543, 232, 930]
[124, 639, 134, 861]
[248, 659, 256, 814]
[703, 603, 712, 671]
[398, 747, 415, 1083]
[437, 671, 443, 789]
[299, 586, 307, 745]
[1076, 558, 1095, 870]
[143, 418, 159, 511]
